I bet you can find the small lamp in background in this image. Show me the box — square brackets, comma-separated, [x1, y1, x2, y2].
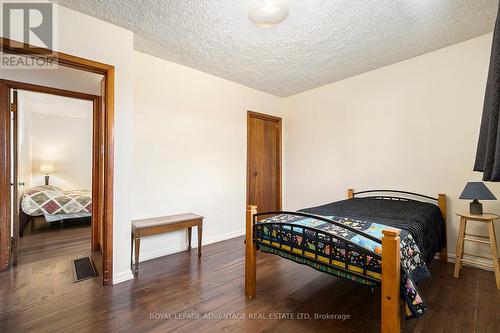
[40, 162, 54, 186]
[459, 182, 496, 215]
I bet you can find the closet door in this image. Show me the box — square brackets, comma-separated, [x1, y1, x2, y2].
[247, 111, 282, 214]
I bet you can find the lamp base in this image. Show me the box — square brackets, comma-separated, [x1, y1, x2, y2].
[44, 175, 49, 186]
[470, 199, 483, 215]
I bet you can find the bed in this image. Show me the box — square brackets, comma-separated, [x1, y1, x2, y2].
[244, 189, 447, 333]
[20, 185, 92, 236]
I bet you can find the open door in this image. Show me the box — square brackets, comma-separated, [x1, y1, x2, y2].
[91, 77, 105, 253]
[99, 77, 105, 252]
[10, 90, 19, 265]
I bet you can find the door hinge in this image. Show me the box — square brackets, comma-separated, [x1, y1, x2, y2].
[9, 236, 15, 253]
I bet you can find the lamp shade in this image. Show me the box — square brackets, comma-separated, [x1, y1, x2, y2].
[459, 182, 496, 200]
[40, 162, 54, 174]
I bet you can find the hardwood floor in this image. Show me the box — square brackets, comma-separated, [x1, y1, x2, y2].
[1, 217, 98, 317]
[0, 235, 499, 332]
[18, 217, 92, 264]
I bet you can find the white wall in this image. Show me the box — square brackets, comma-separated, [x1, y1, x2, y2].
[0, 4, 135, 283]
[30, 111, 92, 190]
[17, 91, 94, 190]
[56, 5, 134, 283]
[132, 51, 282, 261]
[283, 33, 499, 266]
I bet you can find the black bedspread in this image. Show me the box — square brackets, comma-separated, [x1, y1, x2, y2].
[300, 198, 446, 263]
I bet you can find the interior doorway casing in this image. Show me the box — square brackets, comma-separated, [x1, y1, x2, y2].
[0, 38, 115, 286]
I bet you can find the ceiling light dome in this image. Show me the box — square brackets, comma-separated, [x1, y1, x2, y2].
[248, 0, 289, 28]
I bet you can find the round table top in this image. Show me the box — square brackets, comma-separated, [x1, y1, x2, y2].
[456, 212, 500, 221]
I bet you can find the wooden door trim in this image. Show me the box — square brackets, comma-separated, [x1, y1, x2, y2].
[0, 38, 115, 286]
[247, 110, 282, 122]
[246, 110, 282, 211]
[0, 82, 10, 272]
[0, 80, 98, 101]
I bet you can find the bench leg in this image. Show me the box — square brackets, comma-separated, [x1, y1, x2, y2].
[198, 225, 202, 257]
[188, 227, 192, 251]
[130, 232, 134, 272]
[134, 237, 140, 276]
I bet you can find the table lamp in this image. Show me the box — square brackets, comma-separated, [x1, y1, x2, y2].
[40, 162, 54, 186]
[459, 182, 496, 215]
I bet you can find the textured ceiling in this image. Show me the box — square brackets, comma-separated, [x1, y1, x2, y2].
[55, 0, 497, 97]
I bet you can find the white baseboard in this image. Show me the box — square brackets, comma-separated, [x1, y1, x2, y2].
[139, 228, 245, 262]
[113, 270, 134, 284]
[112, 228, 245, 285]
[443, 252, 494, 272]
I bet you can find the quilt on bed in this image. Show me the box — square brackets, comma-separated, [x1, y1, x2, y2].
[256, 214, 430, 319]
[21, 185, 92, 217]
[301, 198, 446, 263]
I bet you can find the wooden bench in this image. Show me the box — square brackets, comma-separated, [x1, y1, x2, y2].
[131, 213, 203, 276]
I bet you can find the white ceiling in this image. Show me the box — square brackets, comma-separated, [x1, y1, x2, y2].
[56, 0, 497, 97]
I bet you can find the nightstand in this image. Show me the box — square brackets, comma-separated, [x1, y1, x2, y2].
[454, 212, 500, 289]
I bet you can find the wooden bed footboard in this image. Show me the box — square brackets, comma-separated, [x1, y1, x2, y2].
[244, 204, 402, 333]
[381, 228, 401, 333]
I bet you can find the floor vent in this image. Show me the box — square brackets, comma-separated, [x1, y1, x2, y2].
[72, 256, 98, 283]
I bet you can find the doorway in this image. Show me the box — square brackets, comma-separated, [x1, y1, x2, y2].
[0, 38, 115, 285]
[3, 81, 103, 285]
[247, 111, 282, 213]
[11, 88, 99, 289]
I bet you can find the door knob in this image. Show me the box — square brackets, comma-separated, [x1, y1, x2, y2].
[19, 181, 25, 186]
[254, 171, 258, 177]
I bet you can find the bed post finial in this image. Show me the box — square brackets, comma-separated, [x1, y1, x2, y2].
[438, 193, 448, 262]
[347, 189, 355, 199]
[245, 205, 257, 298]
[381, 228, 401, 333]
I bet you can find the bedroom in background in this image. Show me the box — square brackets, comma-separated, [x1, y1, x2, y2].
[15, 89, 93, 255]
[7, 82, 101, 285]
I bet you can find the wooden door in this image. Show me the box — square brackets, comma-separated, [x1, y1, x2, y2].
[10, 90, 19, 265]
[247, 111, 282, 213]
[91, 78, 105, 253]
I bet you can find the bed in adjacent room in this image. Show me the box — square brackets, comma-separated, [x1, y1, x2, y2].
[244, 189, 447, 333]
[20, 185, 92, 236]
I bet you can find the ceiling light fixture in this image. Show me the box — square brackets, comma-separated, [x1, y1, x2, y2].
[248, 0, 289, 28]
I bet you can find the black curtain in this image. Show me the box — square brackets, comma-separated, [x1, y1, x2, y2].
[474, 2, 500, 181]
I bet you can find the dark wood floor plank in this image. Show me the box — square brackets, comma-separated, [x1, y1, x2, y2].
[1, 224, 498, 333]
